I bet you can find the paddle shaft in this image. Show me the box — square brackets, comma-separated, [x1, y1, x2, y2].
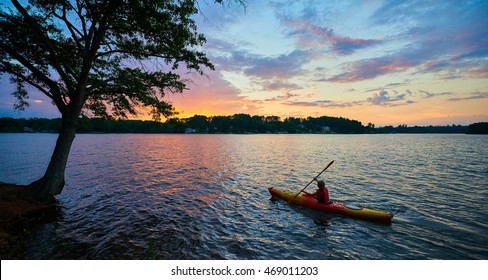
[288, 160, 334, 204]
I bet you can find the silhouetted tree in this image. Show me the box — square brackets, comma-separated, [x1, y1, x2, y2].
[231, 114, 252, 133]
[186, 115, 209, 132]
[210, 115, 231, 133]
[0, 0, 232, 201]
[466, 122, 487, 134]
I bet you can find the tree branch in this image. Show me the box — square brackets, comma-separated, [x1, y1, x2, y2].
[79, 1, 119, 93]
[6, 68, 53, 99]
[1, 43, 57, 93]
[0, 43, 67, 113]
[52, 4, 84, 53]
[10, 0, 76, 94]
[71, 0, 89, 45]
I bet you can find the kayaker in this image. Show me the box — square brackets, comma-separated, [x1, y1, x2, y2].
[306, 179, 330, 203]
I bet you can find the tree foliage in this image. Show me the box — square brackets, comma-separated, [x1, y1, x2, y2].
[1, 0, 217, 120]
[466, 122, 488, 134]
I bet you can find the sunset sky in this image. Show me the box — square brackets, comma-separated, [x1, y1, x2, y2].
[1, 0, 487, 126]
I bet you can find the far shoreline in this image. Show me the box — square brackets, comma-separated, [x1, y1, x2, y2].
[3, 116, 487, 134]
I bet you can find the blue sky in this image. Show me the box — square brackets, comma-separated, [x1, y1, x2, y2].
[1, 0, 487, 125]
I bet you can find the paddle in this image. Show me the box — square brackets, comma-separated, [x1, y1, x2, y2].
[287, 160, 335, 204]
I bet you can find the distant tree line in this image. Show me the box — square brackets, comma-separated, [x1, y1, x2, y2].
[376, 122, 488, 134]
[0, 115, 364, 134]
[376, 124, 467, 134]
[1, 116, 486, 134]
[185, 114, 366, 134]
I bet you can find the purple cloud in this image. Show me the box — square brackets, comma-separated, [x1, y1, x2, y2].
[259, 81, 303, 92]
[243, 50, 311, 80]
[207, 39, 311, 81]
[284, 20, 382, 55]
[448, 92, 488, 102]
[367, 90, 412, 107]
[278, 87, 452, 109]
[419, 90, 453, 99]
[326, 56, 415, 82]
[321, 0, 488, 83]
[283, 99, 363, 108]
[264, 91, 300, 102]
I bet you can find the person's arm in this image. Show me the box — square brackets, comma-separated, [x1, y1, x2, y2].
[304, 189, 316, 195]
[304, 179, 318, 195]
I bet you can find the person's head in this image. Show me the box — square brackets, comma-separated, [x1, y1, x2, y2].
[317, 180, 325, 189]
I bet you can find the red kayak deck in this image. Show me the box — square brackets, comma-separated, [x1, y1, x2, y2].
[268, 187, 393, 224]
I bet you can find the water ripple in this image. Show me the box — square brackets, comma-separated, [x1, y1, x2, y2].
[1, 134, 487, 259]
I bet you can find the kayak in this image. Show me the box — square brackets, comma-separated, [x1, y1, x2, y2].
[268, 187, 393, 224]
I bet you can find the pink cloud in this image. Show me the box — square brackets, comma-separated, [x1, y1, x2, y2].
[284, 20, 382, 54]
[448, 92, 488, 102]
[325, 57, 414, 83]
[258, 81, 303, 92]
[467, 69, 488, 79]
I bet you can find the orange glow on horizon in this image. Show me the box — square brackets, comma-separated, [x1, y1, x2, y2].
[130, 92, 488, 127]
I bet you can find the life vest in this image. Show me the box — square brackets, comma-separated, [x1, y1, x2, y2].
[315, 188, 330, 203]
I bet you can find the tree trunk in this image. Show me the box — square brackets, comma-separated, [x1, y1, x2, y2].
[25, 113, 78, 202]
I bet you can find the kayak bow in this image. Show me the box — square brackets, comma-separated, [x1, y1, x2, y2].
[268, 187, 393, 224]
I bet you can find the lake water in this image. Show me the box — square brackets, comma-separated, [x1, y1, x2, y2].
[1, 133, 487, 259]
